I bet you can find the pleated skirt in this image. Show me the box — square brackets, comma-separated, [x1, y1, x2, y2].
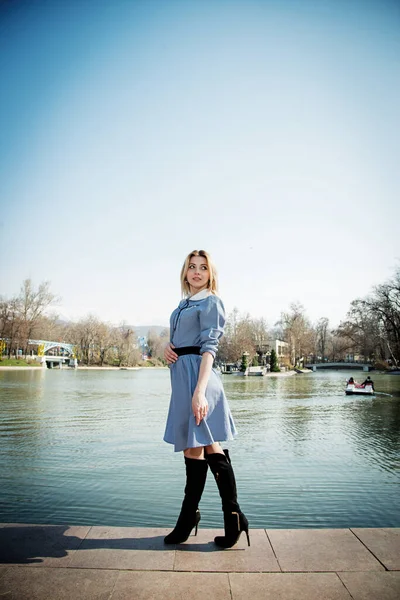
[163, 355, 237, 452]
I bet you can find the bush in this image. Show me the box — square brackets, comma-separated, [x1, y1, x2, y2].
[240, 353, 249, 372]
[280, 357, 292, 370]
[374, 359, 390, 371]
[137, 358, 165, 367]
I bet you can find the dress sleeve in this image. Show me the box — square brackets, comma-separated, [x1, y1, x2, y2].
[199, 296, 225, 358]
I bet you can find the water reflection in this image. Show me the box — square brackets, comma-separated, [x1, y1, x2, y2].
[339, 394, 400, 472]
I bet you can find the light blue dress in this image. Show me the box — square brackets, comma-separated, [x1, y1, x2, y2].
[163, 293, 237, 452]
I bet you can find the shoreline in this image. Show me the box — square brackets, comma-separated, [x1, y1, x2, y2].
[77, 366, 142, 370]
[0, 366, 43, 370]
[0, 367, 297, 374]
[0, 365, 143, 371]
[222, 370, 298, 378]
[265, 370, 297, 377]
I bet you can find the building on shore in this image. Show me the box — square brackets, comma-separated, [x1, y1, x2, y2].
[253, 338, 290, 367]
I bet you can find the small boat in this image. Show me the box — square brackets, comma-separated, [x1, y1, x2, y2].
[345, 382, 374, 396]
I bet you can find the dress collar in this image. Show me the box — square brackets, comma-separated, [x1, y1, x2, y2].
[188, 289, 212, 301]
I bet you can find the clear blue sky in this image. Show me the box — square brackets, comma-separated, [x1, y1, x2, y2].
[1, 0, 399, 329]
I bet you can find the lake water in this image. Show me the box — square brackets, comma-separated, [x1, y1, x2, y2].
[0, 368, 399, 529]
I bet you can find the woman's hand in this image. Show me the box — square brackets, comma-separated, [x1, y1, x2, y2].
[164, 342, 178, 365]
[192, 389, 208, 426]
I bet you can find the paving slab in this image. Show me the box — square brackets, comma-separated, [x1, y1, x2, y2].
[68, 526, 175, 570]
[338, 571, 400, 600]
[351, 528, 400, 570]
[0, 523, 90, 567]
[174, 528, 279, 572]
[0, 566, 119, 600]
[229, 572, 351, 599]
[266, 529, 384, 572]
[110, 571, 231, 600]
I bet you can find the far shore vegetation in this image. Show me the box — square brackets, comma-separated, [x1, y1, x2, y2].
[0, 358, 42, 367]
[1, 266, 400, 370]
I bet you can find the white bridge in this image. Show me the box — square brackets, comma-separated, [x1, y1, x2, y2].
[28, 339, 78, 369]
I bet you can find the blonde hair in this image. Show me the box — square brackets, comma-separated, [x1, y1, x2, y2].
[180, 250, 218, 297]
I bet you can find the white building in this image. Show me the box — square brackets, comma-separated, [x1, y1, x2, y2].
[269, 339, 289, 358]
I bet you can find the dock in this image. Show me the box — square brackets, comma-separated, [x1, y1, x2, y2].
[0, 524, 399, 599]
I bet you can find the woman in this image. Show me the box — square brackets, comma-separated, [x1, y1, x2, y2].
[163, 249, 249, 548]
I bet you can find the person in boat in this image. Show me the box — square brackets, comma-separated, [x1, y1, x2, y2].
[347, 377, 355, 385]
[361, 376, 374, 389]
[163, 249, 249, 549]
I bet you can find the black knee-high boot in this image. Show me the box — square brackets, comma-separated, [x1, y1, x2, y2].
[206, 449, 250, 548]
[164, 457, 208, 544]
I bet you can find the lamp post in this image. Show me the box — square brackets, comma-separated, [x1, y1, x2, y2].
[254, 334, 267, 365]
[265, 350, 271, 370]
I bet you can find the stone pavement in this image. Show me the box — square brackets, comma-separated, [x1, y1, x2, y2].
[0, 524, 399, 599]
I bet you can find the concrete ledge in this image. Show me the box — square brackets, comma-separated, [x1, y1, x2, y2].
[350, 528, 400, 570]
[0, 524, 399, 599]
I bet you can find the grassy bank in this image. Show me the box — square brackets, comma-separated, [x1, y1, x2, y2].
[0, 358, 41, 367]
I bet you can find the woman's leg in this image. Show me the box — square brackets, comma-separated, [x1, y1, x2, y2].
[183, 447, 206, 459]
[164, 446, 208, 544]
[204, 444, 250, 548]
[204, 442, 224, 456]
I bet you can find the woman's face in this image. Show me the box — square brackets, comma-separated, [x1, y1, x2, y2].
[186, 255, 210, 294]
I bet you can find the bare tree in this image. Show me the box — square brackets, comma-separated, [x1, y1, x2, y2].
[368, 272, 400, 366]
[333, 265, 400, 367]
[35, 314, 64, 344]
[0, 296, 21, 357]
[94, 322, 117, 366]
[147, 329, 168, 362]
[218, 308, 261, 363]
[316, 317, 330, 361]
[19, 279, 57, 355]
[69, 315, 99, 365]
[113, 324, 139, 367]
[278, 303, 313, 366]
[251, 317, 269, 355]
[328, 332, 354, 362]
[336, 300, 382, 362]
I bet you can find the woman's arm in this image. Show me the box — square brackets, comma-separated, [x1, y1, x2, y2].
[196, 351, 214, 391]
[193, 296, 225, 425]
[192, 351, 213, 425]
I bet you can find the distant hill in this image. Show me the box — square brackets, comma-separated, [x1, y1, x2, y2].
[133, 325, 169, 338]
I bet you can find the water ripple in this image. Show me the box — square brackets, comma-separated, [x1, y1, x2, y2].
[0, 368, 399, 528]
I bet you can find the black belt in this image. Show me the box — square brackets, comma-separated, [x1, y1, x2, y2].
[174, 346, 201, 356]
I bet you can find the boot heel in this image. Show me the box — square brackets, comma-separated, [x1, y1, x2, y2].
[245, 529, 250, 547]
[164, 509, 201, 545]
[194, 508, 200, 536]
[163, 459, 207, 546]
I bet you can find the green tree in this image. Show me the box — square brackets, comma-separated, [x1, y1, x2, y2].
[270, 348, 280, 372]
[240, 352, 249, 372]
